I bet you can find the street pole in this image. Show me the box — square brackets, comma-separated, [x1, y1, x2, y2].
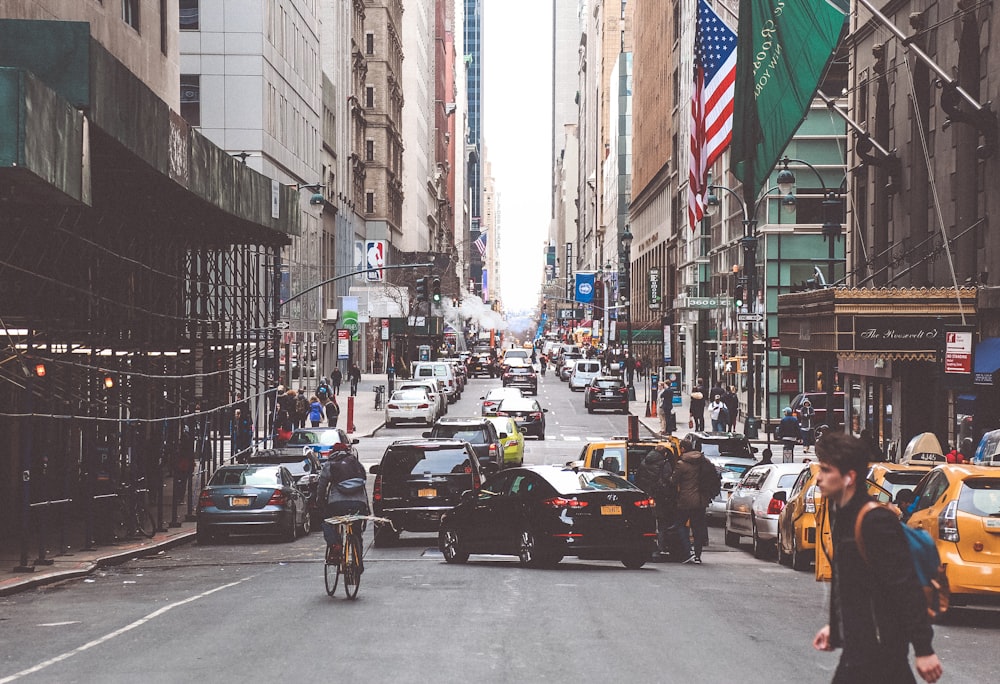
[741, 224, 758, 435]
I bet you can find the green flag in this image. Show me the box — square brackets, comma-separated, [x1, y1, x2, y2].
[731, 0, 848, 200]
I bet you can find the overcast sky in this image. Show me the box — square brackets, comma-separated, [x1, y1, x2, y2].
[482, 1, 553, 314]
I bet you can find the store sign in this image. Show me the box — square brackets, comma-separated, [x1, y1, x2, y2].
[365, 240, 386, 282]
[648, 268, 661, 309]
[558, 308, 584, 320]
[342, 296, 360, 341]
[854, 316, 943, 352]
[337, 329, 350, 359]
[684, 296, 733, 309]
[944, 326, 974, 377]
[663, 323, 672, 364]
[780, 370, 799, 393]
[380, 318, 390, 341]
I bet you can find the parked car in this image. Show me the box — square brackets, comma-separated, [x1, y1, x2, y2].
[558, 353, 583, 381]
[683, 431, 758, 462]
[438, 466, 658, 568]
[503, 365, 538, 394]
[496, 397, 548, 440]
[239, 448, 324, 526]
[480, 387, 524, 416]
[568, 359, 602, 391]
[412, 361, 461, 403]
[279, 428, 359, 462]
[386, 388, 439, 427]
[397, 379, 447, 417]
[789, 391, 845, 428]
[487, 416, 526, 468]
[776, 462, 822, 570]
[197, 464, 311, 543]
[725, 462, 807, 558]
[467, 353, 497, 378]
[370, 439, 489, 545]
[905, 464, 1000, 607]
[584, 375, 629, 414]
[574, 438, 681, 484]
[424, 417, 505, 468]
[707, 466, 749, 523]
[866, 462, 930, 504]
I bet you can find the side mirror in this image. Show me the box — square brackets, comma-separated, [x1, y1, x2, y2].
[369, 464, 380, 475]
[542, 408, 549, 413]
[351, 438, 360, 445]
[498, 432, 508, 439]
[772, 490, 787, 502]
[479, 396, 486, 400]
[422, 431, 432, 438]
[752, 446, 759, 453]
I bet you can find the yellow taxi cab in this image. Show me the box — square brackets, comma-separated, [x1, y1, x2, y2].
[573, 436, 681, 485]
[867, 463, 930, 505]
[906, 464, 1000, 606]
[776, 462, 822, 571]
[487, 415, 525, 467]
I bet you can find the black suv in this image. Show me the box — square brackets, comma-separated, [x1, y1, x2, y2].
[583, 376, 629, 414]
[503, 365, 538, 394]
[424, 417, 505, 468]
[370, 439, 490, 545]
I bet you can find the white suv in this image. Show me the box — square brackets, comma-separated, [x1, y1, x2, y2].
[569, 359, 602, 391]
[412, 362, 460, 403]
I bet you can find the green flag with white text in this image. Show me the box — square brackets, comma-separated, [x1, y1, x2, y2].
[730, 0, 848, 200]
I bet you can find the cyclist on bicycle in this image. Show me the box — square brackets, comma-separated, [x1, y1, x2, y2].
[317, 447, 369, 569]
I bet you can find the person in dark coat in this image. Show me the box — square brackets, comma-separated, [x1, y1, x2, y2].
[672, 439, 720, 564]
[331, 367, 343, 395]
[634, 445, 678, 559]
[777, 407, 802, 462]
[813, 431, 941, 684]
[689, 379, 707, 431]
[325, 394, 340, 428]
[348, 364, 362, 396]
[658, 383, 675, 435]
[723, 386, 740, 432]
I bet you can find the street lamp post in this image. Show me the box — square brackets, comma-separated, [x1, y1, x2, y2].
[602, 263, 613, 350]
[706, 184, 796, 439]
[621, 226, 635, 400]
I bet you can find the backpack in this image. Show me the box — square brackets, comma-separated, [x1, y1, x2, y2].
[295, 395, 308, 415]
[698, 458, 722, 500]
[854, 502, 950, 620]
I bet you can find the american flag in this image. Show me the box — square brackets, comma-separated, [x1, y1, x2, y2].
[688, 0, 737, 231]
[473, 232, 487, 256]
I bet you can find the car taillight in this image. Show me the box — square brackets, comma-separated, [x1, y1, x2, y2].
[387, 403, 400, 410]
[373, 474, 382, 502]
[588, 387, 599, 394]
[267, 489, 287, 506]
[939, 499, 959, 542]
[505, 439, 518, 448]
[767, 498, 786, 515]
[619, 387, 628, 394]
[318, 448, 331, 458]
[504, 373, 512, 379]
[489, 444, 498, 455]
[198, 490, 214, 509]
[804, 485, 821, 513]
[633, 498, 656, 509]
[543, 497, 589, 509]
[496, 411, 508, 417]
[532, 412, 543, 420]
[472, 470, 482, 491]
[418, 403, 429, 409]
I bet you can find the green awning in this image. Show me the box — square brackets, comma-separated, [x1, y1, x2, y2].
[618, 329, 662, 343]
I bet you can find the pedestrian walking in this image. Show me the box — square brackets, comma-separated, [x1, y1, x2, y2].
[689, 380, 706, 431]
[658, 382, 675, 435]
[799, 398, 816, 453]
[635, 445, 679, 560]
[812, 431, 942, 684]
[325, 394, 340, 428]
[709, 396, 729, 432]
[777, 407, 802, 462]
[348, 364, 362, 396]
[293, 390, 308, 430]
[232, 407, 253, 458]
[308, 395, 324, 428]
[709, 382, 725, 403]
[723, 386, 740, 432]
[331, 367, 343, 395]
[672, 438, 720, 564]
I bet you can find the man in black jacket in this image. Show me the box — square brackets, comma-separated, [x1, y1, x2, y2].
[812, 432, 942, 684]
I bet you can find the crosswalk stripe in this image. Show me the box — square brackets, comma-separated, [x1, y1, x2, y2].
[562, 435, 581, 441]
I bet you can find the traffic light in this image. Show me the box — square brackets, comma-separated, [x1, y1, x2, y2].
[734, 285, 745, 309]
[619, 272, 630, 303]
[431, 277, 441, 303]
[415, 277, 427, 302]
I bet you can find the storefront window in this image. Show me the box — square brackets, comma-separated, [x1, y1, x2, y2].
[850, 382, 862, 437]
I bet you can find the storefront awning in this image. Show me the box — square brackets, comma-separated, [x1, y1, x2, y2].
[618, 329, 663, 343]
[974, 338, 1000, 385]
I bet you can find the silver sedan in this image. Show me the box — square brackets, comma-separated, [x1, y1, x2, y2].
[724, 462, 806, 558]
[385, 388, 438, 427]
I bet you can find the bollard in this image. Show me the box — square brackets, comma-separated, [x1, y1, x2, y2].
[34, 501, 55, 566]
[347, 395, 356, 433]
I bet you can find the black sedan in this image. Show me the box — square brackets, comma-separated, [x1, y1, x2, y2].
[438, 466, 657, 568]
[502, 366, 538, 394]
[496, 397, 548, 439]
[196, 464, 311, 543]
[583, 376, 629, 414]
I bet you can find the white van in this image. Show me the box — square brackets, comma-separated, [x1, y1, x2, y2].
[569, 359, 602, 391]
[412, 362, 460, 403]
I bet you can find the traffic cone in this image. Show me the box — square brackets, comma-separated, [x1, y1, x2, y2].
[644, 400, 651, 417]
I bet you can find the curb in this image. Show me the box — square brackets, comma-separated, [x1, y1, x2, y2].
[0, 530, 196, 597]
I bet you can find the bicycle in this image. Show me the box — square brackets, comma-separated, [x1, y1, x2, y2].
[323, 514, 394, 599]
[114, 477, 156, 539]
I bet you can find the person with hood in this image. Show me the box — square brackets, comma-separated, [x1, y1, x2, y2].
[673, 438, 721, 564]
[799, 399, 816, 453]
[723, 386, 740, 432]
[777, 407, 802, 462]
[635, 445, 678, 559]
[689, 379, 707, 431]
[317, 448, 369, 567]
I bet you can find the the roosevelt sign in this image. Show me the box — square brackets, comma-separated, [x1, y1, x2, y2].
[853, 316, 943, 352]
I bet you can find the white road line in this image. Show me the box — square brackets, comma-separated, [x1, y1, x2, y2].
[0, 577, 252, 683]
[562, 435, 581, 441]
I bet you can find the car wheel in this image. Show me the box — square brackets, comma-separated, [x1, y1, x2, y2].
[373, 522, 400, 547]
[587, 406, 594, 414]
[620, 408, 628, 415]
[283, 511, 298, 542]
[724, 526, 740, 547]
[538, 431, 546, 441]
[776, 528, 790, 566]
[518, 529, 538, 567]
[751, 518, 768, 559]
[791, 534, 811, 571]
[387, 419, 395, 428]
[299, 510, 312, 536]
[440, 528, 469, 564]
[621, 552, 647, 569]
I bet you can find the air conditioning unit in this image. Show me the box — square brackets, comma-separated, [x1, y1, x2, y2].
[324, 308, 339, 322]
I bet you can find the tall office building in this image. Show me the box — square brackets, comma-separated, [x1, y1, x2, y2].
[464, 0, 483, 296]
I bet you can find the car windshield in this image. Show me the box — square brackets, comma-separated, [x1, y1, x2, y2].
[509, 367, 532, 374]
[545, 469, 638, 492]
[400, 384, 433, 393]
[499, 399, 538, 412]
[287, 431, 323, 446]
[432, 426, 488, 444]
[594, 379, 622, 388]
[210, 466, 282, 486]
[391, 390, 428, 401]
[487, 388, 522, 400]
[700, 439, 751, 458]
[777, 473, 800, 488]
[880, 471, 927, 498]
[576, 362, 600, 373]
[957, 478, 1000, 517]
[383, 447, 472, 478]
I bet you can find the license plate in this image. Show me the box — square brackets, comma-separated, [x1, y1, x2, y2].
[515, 417, 526, 423]
[232, 496, 252, 507]
[604, 391, 614, 397]
[418, 488, 437, 498]
[985, 518, 1000, 530]
[601, 505, 622, 516]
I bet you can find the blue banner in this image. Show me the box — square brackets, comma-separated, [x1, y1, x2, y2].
[575, 273, 596, 304]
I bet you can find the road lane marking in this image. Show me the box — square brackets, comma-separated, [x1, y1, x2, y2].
[37, 622, 80, 627]
[562, 436, 581, 441]
[0, 577, 252, 683]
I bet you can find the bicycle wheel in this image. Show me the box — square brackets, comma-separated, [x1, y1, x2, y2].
[343, 534, 361, 599]
[135, 506, 156, 538]
[324, 557, 340, 596]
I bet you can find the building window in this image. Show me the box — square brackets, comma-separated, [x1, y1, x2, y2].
[365, 139, 374, 162]
[160, 0, 168, 54]
[365, 191, 375, 214]
[122, 0, 140, 31]
[180, 75, 200, 126]
[365, 86, 374, 108]
[365, 32, 374, 55]
[179, 0, 199, 30]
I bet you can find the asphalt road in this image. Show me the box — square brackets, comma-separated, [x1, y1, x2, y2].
[1, 373, 997, 683]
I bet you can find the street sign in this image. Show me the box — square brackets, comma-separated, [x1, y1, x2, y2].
[737, 312, 764, 323]
[275, 321, 290, 330]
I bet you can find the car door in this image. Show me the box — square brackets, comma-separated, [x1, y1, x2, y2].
[907, 470, 952, 538]
[729, 467, 765, 534]
[781, 467, 812, 547]
[468, 471, 517, 551]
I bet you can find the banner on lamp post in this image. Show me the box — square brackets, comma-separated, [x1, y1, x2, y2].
[575, 273, 596, 304]
[648, 268, 661, 310]
[341, 296, 360, 341]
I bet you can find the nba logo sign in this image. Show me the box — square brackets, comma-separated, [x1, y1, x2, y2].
[365, 240, 386, 281]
